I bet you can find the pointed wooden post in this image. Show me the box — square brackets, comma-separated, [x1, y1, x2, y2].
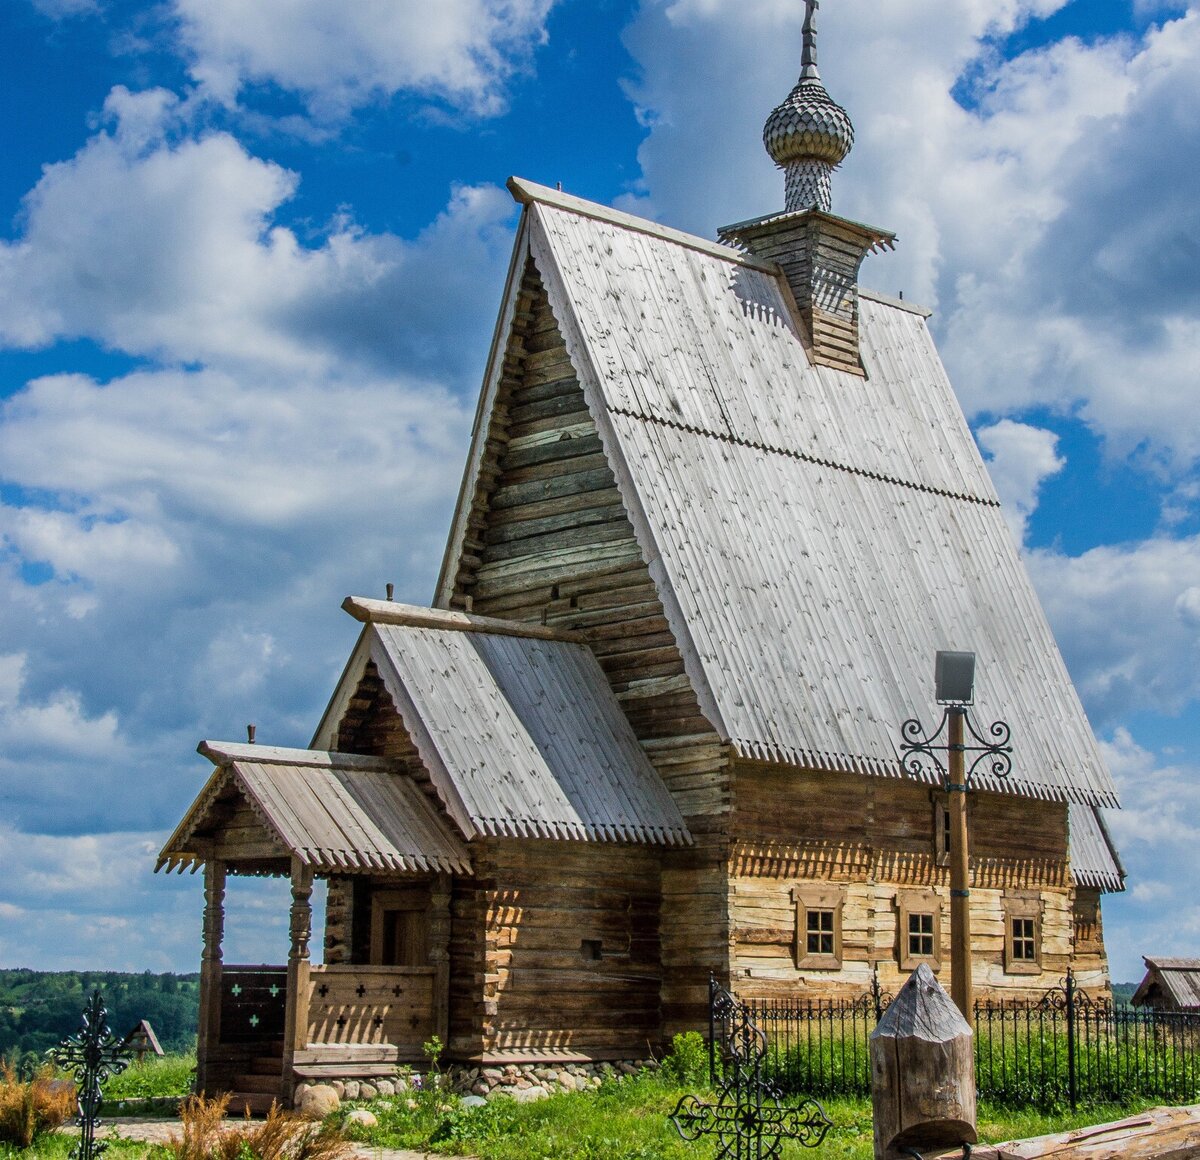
[196, 859, 225, 1094]
[282, 857, 314, 1101]
[870, 963, 976, 1159]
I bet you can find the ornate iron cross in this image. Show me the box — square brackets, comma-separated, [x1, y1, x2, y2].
[670, 978, 832, 1158]
[51, 991, 132, 1160]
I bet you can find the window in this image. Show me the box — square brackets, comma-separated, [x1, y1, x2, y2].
[897, 889, 942, 971]
[1003, 892, 1042, 975]
[932, 795, 952, 864]
[908, 912, 935, 958]
[792, 885, 846, 970]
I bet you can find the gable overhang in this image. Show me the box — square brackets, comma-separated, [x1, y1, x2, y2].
[157, 743, 472, 876]
[315, 600, 692, 847]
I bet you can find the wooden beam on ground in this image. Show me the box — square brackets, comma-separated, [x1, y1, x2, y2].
[948, 1104, 1200, 1160]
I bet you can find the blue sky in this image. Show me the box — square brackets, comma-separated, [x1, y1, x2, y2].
[0, 0, 1197, 985]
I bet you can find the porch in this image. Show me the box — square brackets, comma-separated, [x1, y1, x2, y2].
[158, 742, 470, 1108]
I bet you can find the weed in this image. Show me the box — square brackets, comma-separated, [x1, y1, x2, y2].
[158, 1094, 353, 1160]
[0, 1062, 75, 1149]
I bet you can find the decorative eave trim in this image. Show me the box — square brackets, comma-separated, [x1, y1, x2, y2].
[342, 596, 587, 644]
[718, 205, 895, 252]
[508, 176, 779, 274]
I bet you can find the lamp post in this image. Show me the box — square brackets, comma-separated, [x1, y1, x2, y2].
[898, 651, 1012, 1018]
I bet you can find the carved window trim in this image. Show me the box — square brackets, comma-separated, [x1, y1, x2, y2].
[1003, 892, 1043, 976]
[897, 888, 942, 971]
[792, 884, 846, 971]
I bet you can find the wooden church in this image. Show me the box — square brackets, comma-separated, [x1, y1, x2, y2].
[159, 7, 1124, 1108]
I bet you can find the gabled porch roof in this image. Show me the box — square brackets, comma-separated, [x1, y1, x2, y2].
[157, 742, 472, 875]
[313, 599, 693, 847]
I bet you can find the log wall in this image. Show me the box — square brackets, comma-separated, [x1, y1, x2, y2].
[728, 761, 1083, 1001]
[466, 839, 663, 1059]
[445, 258, 731, 1035]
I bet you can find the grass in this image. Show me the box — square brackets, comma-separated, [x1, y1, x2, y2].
[0, 1046, 1167, 1160]
[340, 1069, 1159, 1160]
[102, 1054, 196, 1102]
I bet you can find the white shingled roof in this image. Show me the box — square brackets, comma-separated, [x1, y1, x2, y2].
[441, 179, 1119, 811]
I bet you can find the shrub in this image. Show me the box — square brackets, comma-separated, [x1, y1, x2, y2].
[659, 1032, 708, 1088]
[160, 1094, 354, 1160]
[0, 1061, 76, 1148]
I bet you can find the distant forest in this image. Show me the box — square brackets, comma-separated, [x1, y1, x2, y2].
[0, 969, 199, 1061]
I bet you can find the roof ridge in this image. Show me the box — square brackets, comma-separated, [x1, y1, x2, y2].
[607, 405, 1001, 507]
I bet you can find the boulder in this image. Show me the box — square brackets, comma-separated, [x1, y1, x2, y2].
[296, 1084, 340, 1118]
[512, 1085, 549, 1104]
[343, 1109, 377, 1130]
[460, 1095, 488, 1110]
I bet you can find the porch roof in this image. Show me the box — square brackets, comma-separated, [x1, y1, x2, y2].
[157, 742, 472, 876]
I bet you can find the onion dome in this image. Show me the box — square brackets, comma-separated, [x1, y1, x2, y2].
[762, 0, 854, 212]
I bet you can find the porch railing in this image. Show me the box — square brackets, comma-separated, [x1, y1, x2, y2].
[306, 965, 435, 1049]
[220, 966, 287, 1044]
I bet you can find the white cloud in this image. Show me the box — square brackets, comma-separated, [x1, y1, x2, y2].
[0, 88, 518, 380]
[622, 3, 1200, 479]
[977, 420, 1065, 545]
[1099, 728, 1200, 979]
[173, 0, 556, 119]
[1028, 535, 1200, 725]
[0, 653, 122, 757]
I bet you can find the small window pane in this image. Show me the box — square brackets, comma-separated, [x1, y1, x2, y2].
[908, 912, 935, 958]
[1011, 917, 1036, 961]
[806, 908, 835, 956]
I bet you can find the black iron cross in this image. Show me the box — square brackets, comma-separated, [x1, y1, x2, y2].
[670, 977, 832, 1159]
[51, 992, 132, 1160]
[355, 984, 367, 998]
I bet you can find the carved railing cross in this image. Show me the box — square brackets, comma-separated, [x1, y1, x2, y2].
[670, 977, 832, 1158]
[51, 992, 132, 1160]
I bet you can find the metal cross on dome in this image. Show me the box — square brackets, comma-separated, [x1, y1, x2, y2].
[51, 991, 132, 1160]
[670, 978, 832, 1158]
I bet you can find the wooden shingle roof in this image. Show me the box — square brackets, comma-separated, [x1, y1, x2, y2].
[440, 179, 1120, 810]
[157, 743, 471, 875]
[313, 605, 692, 847]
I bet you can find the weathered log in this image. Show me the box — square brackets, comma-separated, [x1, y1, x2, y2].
[962, 1103, 1200, 1159]
[870, 963, 977, 1159]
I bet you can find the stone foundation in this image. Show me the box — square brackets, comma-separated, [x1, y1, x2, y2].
[301, 1058, 661, 1107]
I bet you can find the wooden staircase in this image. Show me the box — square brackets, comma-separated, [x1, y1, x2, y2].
[228, 1044, 285, 1115]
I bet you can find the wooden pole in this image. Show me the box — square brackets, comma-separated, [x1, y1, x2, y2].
[196, 860, 225, 1094]
[283, 857, 314, 1102]
[948, 708, 972, 1020]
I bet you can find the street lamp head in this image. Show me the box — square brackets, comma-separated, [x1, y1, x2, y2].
[935, 650, 976, 705]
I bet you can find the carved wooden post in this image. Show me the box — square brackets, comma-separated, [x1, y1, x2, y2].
[283, 857, 314, 1099]
[196, 859, 225, 1094]
[870, 963, 976, 1159]
[429, 872, 452, 1045]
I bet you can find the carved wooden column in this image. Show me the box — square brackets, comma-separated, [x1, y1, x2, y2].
[282, 857, 314, 1097]
[429, 872, 452, 1045]
[196, 859, 226, 1094]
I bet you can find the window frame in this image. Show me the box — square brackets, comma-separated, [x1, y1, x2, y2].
[792, 884, 846, 971]
[897, 888, 942, 971]
[1003, 892, 1043, 976]
[931, 794, 952, 866]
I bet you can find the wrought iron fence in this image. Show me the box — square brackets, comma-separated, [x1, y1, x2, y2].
[743, 972, 1200, 1111]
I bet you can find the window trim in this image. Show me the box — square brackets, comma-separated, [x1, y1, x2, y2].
[1003, 892, 1043, 976]
[897, 888, 942, 971]
[931, 794, 952, 866]
[792, 884, 846, 971]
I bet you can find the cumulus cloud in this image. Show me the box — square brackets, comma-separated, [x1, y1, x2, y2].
[978, 420, 1065, 545]
[1027, 535, 1200, 725]
[0, 88, 518, 380]
[622, 2, 1200, 479]
[1099, 728, 1200, 978]
[173, 0, 556, 119]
